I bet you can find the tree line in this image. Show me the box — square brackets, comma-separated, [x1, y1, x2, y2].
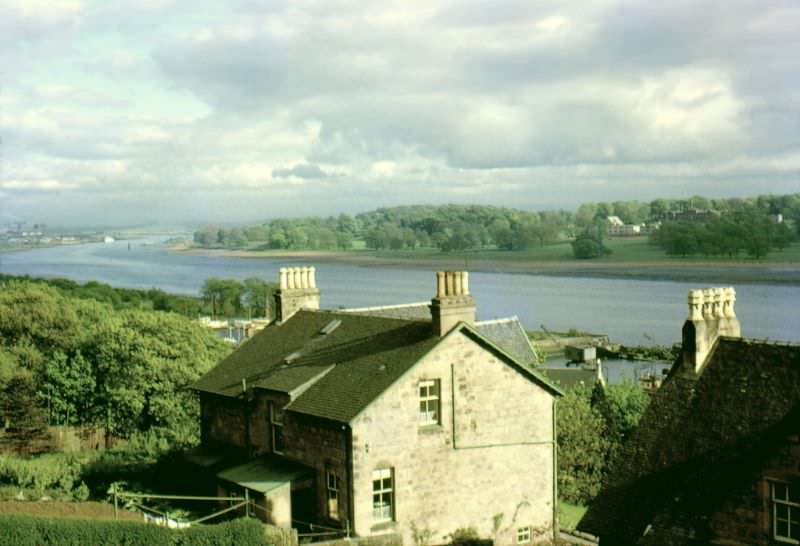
[192, 193, 800, 256]
[0, 275, 277, 321]
[650, 206, 795, 259]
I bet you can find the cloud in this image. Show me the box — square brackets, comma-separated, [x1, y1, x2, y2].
[272, 163, 331, 179]
[1, 0, 798, 226]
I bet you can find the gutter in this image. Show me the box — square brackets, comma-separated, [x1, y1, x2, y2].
[552, 397, 559, 541]
[345, 425, 355, 537]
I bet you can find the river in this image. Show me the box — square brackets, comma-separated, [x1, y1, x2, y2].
[1, 239, 798, 347]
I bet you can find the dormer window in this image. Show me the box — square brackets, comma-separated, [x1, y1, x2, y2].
[418, 379, 440, 426]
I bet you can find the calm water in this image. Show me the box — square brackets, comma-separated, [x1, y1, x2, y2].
[1, 239, 798, 346]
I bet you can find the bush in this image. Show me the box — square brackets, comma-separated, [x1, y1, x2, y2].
[0, 515, 267, 546]
[0, 454, 84, 498]
[449, 527, 493, 546]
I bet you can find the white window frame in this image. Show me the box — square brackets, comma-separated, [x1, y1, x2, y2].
[772, 481, 799, 544]
[516, 526, 531, 544]
[270, 403, 284, 455]
[418, 379, 441, 426]
[326, 470, 340, 521]
[372, 468, 394, 523]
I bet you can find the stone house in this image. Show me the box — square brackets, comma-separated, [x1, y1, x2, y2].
[192, 268, 562, 545]
[578, 287, 800, 545]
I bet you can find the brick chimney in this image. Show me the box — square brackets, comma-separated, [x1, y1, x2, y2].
[274, 266, 320, 322]
[681, 286, 741, 374]
[430, 271, 476, 337]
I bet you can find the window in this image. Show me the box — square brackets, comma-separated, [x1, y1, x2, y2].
[372, 468, 394, 522]
[270, 403, 284, 454]
[418, 379, 440, 425]
[516, 526, 531, 544]
[772, 481, 799, 544]
[326, 471, 340, 520]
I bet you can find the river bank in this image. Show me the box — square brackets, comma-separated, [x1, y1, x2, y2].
[169, 244, 800, 286]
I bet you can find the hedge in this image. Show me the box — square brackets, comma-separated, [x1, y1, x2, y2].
[0, 515, 268, 546]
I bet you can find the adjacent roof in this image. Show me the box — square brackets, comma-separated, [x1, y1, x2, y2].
[540, 368, 600, 390]
[340, 305, 539, 366]
[217, 456, 312, 494]
[474, 316, 539, 365]
[578, 337, 800, 544]
[194, 307, 559, 424]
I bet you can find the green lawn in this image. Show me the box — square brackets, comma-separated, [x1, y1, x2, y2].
[558, 501, 587, 531]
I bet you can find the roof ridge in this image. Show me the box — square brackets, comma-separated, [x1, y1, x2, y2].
[721, 336, 800, 348]
[338, 302, 430, 313]
[475, 315, 519, 326]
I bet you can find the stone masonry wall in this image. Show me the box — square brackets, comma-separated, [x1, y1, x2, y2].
[202, 394, 247, 449]
[709, 433, 800, 545]
[283, 414, 351, 527]
[350, 331, 556, 546]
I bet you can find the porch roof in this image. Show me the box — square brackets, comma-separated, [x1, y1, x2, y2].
[217, 457, 312, 494]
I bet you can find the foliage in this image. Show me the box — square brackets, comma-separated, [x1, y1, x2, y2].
[556, 384, 610, 504]
[0, 454, 85, 498]
[0, 514, 267, 546]
[0, 274, 207, 318]
[201, 277, 276, 319]
[557, 501, 587, 531]
[571, 226, 612, 259]
[595, 381, 651, 462]
[650, 206, 795, 259]
[449, 527, 492, 546]
[0, 281, 231, 447]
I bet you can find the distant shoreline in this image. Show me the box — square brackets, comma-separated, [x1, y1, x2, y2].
[168, 244, 800, 286]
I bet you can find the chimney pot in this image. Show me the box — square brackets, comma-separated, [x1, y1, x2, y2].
[430, 271, 476, 336]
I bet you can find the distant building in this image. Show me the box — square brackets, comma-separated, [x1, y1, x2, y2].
[103, 236, 115, 243]
[579, 287, 800, 545]
[191, 268, 561, 544]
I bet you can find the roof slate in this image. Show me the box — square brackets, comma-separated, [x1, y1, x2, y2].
[540, 368, 599, 390]
[474, 317, 539, 365]
[194, 307, 559, 424]
[578, 337, 800, 543]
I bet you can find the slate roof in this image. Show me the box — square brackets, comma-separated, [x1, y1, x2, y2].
[540, 368, 600, 390]
[340, 305, 539, 366]
[194, 309, 559, 423]
[474, 317, 539, 366]
[578, 337, 800, 544]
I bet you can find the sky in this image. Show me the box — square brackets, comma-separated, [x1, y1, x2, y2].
[1, 0, 799, 227]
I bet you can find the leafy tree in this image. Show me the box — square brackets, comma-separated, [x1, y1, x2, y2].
[595, 381, 650, 462]
[557, 385, 610, 504]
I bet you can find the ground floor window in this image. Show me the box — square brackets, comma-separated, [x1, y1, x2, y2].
[326, 471, 340, 520]
[270, 402, 284, 454]
[772, 481, 799, 544]
[516, 526, 531, 544]
[372, 468, 394, 522]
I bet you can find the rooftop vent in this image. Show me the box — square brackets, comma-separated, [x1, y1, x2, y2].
[284, 350, 302, 364]
[320, 319, 342, 336]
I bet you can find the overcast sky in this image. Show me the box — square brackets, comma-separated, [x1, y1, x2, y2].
[1, 0, 798, 227]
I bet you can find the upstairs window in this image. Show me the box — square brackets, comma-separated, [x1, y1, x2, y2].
[326, 471, 340, 520]
[270, 403, 284, 455]
[418, 379, 440, 426]
[372, 468, 394, 522]
[772, 481, 799, 544]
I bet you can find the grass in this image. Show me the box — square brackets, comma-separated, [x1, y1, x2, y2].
[558, 501, 587, 531]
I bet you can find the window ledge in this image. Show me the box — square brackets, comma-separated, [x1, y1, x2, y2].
[418, 424, 443, 434]
[370, 521, 397, 533]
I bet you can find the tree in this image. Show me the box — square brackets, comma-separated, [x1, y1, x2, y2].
[557, 385, 611, 504]
[595, 381, 650, 462]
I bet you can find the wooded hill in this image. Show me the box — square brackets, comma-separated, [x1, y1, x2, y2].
[192, 193, 800, 258]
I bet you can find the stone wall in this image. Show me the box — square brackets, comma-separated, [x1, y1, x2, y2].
[283, 413, 351, 527]
[708, 433, 800, 545]
[350, 331, 556, 545]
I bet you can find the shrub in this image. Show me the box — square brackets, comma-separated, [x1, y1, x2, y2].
[449, 527, 493, 546]
[0, 515, 267, 546]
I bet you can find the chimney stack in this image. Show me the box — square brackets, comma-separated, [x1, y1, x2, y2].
[274, 266, 320, 322]
[682, 286, 741, 374]
[430, 271, 476, 337]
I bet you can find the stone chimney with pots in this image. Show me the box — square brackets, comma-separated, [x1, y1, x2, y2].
[681, 286, 741, 375]
[274, 266, 320, 322]
[430, 271, 476, 337]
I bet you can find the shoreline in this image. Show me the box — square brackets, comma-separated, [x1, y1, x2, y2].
[168, 245, 800, 286]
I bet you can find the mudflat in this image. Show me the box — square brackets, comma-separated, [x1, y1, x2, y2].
[170, 244, 800, 285]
